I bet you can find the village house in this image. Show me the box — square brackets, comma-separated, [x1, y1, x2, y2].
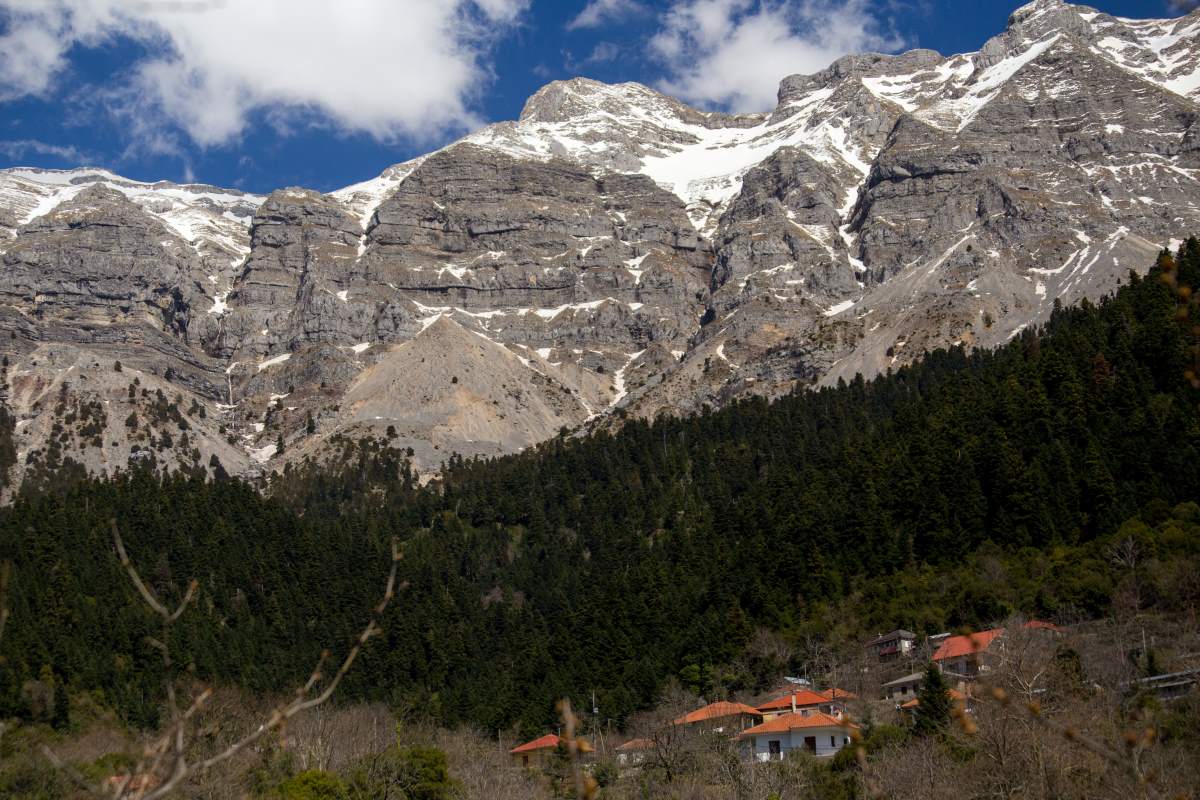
[933, 621, 1061, 679]
[739, 711, 857, 761]
[881, 672, 924, 701]
[864, 629, 917, 662]
[756, 688, 853, 720]
[674, 700, 763, 733]
[510, 734, 563, 768]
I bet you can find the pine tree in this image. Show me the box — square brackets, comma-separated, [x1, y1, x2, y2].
[913, 664, 951, 736]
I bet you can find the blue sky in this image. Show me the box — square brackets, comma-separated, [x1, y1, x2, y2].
[0, 0, 1187, 194]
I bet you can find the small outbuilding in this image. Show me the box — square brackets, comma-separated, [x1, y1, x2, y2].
[881, 672, 924, 701]
[510, 733, 562, 768]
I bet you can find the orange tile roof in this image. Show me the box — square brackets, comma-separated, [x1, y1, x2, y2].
[616, 738, 654, 751]
[757, 689, 831, 712]
[932, 628, 1005, 661]
[1023, 620, 1062, 632]
[821, 688, 857, 701]
[674, 700, 762, 725]
[510, 733, 561, 754]
[739, 711, 858, 738]
[900, 689, 967, 709]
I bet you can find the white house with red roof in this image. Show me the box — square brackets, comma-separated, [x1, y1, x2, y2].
[510, 733, 562, 768]
[933, 621, 1062, 679]
[673, 700, 763, 734]
[738, 711, 857, 761]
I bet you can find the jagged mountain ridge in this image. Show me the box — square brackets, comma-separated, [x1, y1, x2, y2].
[1, 0, 1199, 488]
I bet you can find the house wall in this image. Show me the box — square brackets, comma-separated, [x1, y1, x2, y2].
[750, 728, 851, 761]
[886, 682, 920, 699]
[702, 713, 760, 733]
[939, 655, 986, 677]
[511, 749, 554, 768]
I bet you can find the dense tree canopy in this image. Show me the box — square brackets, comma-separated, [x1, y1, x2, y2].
[1, 242, 1198, 736]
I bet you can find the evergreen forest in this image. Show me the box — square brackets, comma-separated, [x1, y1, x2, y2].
[1, 242, 1198, 737]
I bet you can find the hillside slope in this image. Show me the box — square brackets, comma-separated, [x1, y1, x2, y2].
[1, 239, 1196, 732]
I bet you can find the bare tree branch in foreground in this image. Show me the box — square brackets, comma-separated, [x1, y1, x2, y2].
[45, 520, 401, 800]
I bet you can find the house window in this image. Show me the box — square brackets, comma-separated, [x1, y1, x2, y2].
[830, 736, 836, 748]
[804, 736, 817, 753]
[768, 740, 781, 759]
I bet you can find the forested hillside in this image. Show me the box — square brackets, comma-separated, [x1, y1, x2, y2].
[1, 243, 1198, 736]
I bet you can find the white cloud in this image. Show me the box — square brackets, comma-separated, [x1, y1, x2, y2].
[0, 138, 88, 161]
[651, 0, 902, 113]
[567, 0, 645, 31]
[0, 0, 528, 147]
[586, 41, 622, 64]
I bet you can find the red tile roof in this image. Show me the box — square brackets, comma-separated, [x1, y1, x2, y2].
[674, 701, 762, 725]
[932, 628, 1005, 661]
[900, 689, 967, 709]
[932, 621, 1061, 662]
[821, 688, 857, 701]
[739, 711, 858, 738]
[616, 738, 654, 752]
[757, 689, 832, 712]
[1023, 620, 1062, 632]
[510, 733, 561, 754]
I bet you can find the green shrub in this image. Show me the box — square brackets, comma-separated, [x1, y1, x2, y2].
[271, 769, 347, 800]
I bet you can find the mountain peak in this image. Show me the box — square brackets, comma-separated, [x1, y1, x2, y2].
[3, 0, 1198, 489]
[1010, 0, 1068, 17]
[518, 78, 664, 125]
[1007, 0, 1096, 37]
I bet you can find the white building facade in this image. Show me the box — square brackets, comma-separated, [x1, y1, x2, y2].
[740, 712, 856, 762]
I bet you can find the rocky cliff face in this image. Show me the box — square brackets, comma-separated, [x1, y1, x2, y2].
[2, 0, 1198, 488]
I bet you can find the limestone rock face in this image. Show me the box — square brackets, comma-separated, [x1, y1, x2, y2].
[1, 185, 196, 334]
[3, 0, 1200, 487]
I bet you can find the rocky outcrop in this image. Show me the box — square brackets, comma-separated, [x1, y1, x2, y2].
[2, 0, 1199, 486]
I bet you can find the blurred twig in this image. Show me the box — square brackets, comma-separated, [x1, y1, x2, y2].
[557, 698, 597, 800]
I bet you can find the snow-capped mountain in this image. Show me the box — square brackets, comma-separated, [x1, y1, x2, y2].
[0, 167, 260, 267]
[2, 0, 1199, 489]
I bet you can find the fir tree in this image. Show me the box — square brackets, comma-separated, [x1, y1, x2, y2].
[913, 664, 952, 736]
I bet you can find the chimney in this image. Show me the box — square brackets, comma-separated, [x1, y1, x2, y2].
[791, 694, 796, 714]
